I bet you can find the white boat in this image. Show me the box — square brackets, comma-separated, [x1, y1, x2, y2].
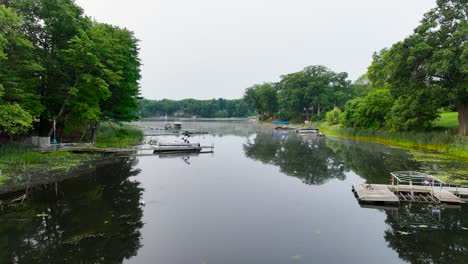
[157, 141, 200, 147]
[296, 128, 319, 133]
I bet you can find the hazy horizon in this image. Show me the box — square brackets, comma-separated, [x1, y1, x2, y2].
[75, 0, 436, 100]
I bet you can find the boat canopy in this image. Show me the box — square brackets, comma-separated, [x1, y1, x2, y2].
[272, 121, 289, 125]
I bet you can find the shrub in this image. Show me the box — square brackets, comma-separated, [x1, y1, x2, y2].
[325, 107, 342, 125]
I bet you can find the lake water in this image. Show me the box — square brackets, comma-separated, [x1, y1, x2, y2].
[1, 121, 468, 264]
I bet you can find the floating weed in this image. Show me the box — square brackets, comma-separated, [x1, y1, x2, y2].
[397, 231, 411, 235]
[410, 151, 468, 186]
[36, 213, 48, 217]
[291, 255, 302, 261]
[313, 229, 321, 236]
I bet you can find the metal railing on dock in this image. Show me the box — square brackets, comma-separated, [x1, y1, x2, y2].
[352, 171, 468, 206]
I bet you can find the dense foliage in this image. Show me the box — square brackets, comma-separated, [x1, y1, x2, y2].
[367, 0, 467, 135]
[341, 89, 394, 129]
[0, 1, 141, 140]
[241, 1, 466, 135]
[244, 65, 352, 121]
[244, 83, 278, 119]
[325, 107, 342, 125]
[139, 98, 254, 118]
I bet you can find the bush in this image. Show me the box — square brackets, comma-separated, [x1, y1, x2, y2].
[95, 123, 143, 148]
[325, 107, 342, 125]
[341, 89, 393, 129]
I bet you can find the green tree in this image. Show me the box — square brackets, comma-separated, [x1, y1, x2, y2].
[277, 65, 352, 120]
[368, 0, 468, 135]
[0, 102, 33, 137]
[243, 83, 278, 119]
[1, 1, 142, 141]
[61, 23, 141, 138]
[0, 4, 43, 135]
[341, 97, 364, 128]
[341, 89, 393, 129]
[0, 0, 89, 136]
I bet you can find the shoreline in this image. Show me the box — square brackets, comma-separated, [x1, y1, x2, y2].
[0, 123, 144, 197]
[318, 124, 468, 162]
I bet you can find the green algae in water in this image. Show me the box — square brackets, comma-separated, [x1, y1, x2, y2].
[410, 151, 468, 186]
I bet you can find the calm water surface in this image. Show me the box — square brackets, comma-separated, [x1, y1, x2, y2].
[1, 121, 468, 264]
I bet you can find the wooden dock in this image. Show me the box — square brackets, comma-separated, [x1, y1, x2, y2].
[352, 184, 467, 205]
[352, 184, 399, 204]
[37, 145, 214, 155]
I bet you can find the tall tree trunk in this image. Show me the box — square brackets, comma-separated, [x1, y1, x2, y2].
[39, 115, 50, 137]
[458, 101, 468, 136]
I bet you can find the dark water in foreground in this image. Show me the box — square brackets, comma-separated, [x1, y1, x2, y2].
[1, 121, 468, 264]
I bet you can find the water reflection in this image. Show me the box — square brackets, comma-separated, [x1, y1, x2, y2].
[136, 120, 259, 138]
[1, 122, 468, 264]
[326, 138, 420, 184]
[381, 204, 468, 264]
[244, 130, 346, 185]
[158, 152, 204, 165]
[0, 157, 144, 264]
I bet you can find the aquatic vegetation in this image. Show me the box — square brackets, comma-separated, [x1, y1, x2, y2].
[409, 151, 468, 186]
[0, 145, 97, 191]
[319, 123, 468, 160]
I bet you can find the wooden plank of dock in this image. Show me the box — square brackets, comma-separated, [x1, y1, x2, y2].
[352, 184, 399, 203]
[37, 145, 214, 154]
[354, 184, 465, 205]
[432, 188, 462, 204]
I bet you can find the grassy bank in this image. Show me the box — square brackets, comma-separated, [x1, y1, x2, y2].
[0, 123, 143, 188]
[0, 145, 96, 185]
[433, 112, 458, 131]
[319, 123, 468, 161]
[95, 123, 144, 148]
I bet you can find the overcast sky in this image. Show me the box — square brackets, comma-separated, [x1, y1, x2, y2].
[75, 0, 436, 100]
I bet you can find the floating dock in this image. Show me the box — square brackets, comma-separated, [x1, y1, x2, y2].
[352, 184, 468, 205]
[352, 171, 468, 206]
[37, 145, 214, 155]
[153, 145, 204, 154]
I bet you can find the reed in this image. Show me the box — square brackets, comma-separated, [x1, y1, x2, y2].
[95, 123, 144, 148]
[320, 124, 468, 160]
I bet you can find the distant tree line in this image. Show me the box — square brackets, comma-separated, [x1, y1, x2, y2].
[139, 98, 254, 118]
[245, 0, 467, 136]
[0, 0, 141, 140]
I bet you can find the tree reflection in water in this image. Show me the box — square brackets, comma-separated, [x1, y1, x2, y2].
[0, 157, 144, 264]
[244, 130, 346, 185]
[326, 137, 420, 183]
[380, 204, 468, 264]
